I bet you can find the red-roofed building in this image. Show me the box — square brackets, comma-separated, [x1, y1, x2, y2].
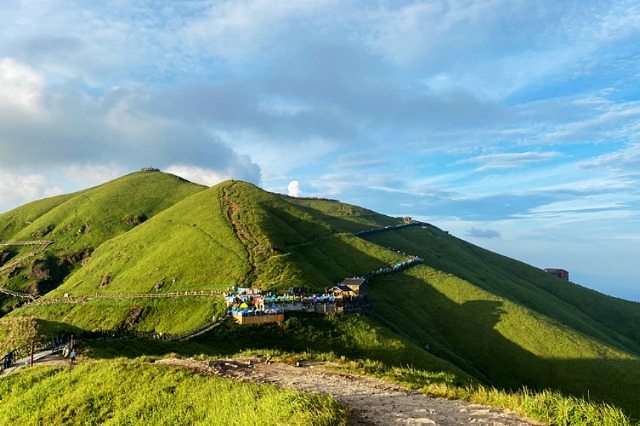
[545, 268, 569, 281]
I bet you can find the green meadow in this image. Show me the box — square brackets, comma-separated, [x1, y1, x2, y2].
[0, 359, 349, 426]
[75, 313, 640, 426]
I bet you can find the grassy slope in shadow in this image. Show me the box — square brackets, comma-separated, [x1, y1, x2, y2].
[369, 265, 640, 418]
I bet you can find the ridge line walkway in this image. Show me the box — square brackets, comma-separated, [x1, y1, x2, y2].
[15, 223, 428, 308]
[0, 240, 53, 273]
[0, 240, 54, 246]
[352, 221, 426, 237]
[22, 290, 224, 308]
[349, 222, 426, 283]
[0, 288, 38, 300]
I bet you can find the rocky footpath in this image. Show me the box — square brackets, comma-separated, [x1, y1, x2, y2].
[157, 357, 548, 426]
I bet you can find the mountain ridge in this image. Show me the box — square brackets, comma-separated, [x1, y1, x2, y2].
[1, 171, 640, 419]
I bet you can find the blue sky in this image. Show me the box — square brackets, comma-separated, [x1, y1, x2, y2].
[0, 0, 639, 300]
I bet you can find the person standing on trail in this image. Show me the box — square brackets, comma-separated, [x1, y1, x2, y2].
[3, 351, 12, 369]
[70, 349, 76, 365]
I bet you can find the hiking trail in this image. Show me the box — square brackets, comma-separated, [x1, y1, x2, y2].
[158, 357, 548, 426]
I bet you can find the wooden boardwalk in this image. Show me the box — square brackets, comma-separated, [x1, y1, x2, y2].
[0, 240, 53, 273]
[22, 290, 224, 307]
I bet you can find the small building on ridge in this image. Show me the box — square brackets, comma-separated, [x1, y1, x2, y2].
[545, 268, 569, 281]
[331, 278, 368, 298]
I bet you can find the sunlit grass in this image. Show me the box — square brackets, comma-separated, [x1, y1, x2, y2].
[0, 359, 349, 426]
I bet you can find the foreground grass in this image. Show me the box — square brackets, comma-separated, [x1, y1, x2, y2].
[441, 385, 636, 426]
[0, 359, 349, 426]
[82, 312, 476, 388]
[78, 313, 639, 426]
[238, 350, 639, 426]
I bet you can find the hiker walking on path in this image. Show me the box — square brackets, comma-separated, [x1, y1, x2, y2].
[69, 350, 76, 366]
[3, 351, 13, 369]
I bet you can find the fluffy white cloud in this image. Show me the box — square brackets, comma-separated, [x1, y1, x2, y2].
[579, 142, 640, 171]
[165, 165, 233, 187]
[0, 60, 262, 185]
[287, 180, 301, 197]
[62, 164, 126, 187]
[0, 57, 45, 114]
[0, 170, 63, 209]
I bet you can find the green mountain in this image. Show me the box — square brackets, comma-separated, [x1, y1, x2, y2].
[2, 171, 640, 421]
[0, 172, 205, 301]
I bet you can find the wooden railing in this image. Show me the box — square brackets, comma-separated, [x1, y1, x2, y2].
[22, 290, 224, 307]
[0, 240, 53, 273]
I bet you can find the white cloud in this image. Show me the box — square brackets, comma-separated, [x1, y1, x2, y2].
[532, 194, 626, 212]
[214, 129, 337, 179]
[164, 165, 231, 187]
[0, 71, 262, 184]
[466, 227, 501, 239]
[579, 142, 640, 171]
[0, 170, 63, 209]
[62, 164, 126, 187]
[458, 151, 562, 171]
[0, 57, 45, 115]
[595, 2, 640, 42]
[287, 180, 301, 197]
[185, 0, 337, 59]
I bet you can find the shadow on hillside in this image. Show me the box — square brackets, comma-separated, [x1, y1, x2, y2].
[369, 273, 640, 419]
[0, 247, 19, 267]
[257, 206, 332, 247]
[250, 208, 399, 290]
[364, 227, 640, 358]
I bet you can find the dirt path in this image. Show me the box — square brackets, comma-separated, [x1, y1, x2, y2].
[157, 357, 547, 426]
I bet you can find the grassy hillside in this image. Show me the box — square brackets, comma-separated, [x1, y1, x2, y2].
[362, 226, 640, 355]
[281, 196, 401, 233]
[74, 312, 640, 426]
[0, 172, 206, 302]
[361, 227, 640, 417]
[43, 181, 406, 297]
[0, 193, 78, 241]
[83, 312, 475, 386]
[0, 359, 349, 426]
[2, 174, 640, 422]
[2, 171, 205, 252]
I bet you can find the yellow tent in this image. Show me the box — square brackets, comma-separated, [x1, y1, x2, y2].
[239, 302, 249, 309]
